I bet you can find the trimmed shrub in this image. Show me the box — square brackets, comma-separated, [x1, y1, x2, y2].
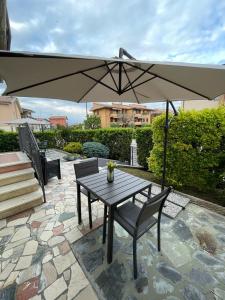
[34, 131, 57, 148]
[149, 108, 225, 191]
[136, 127, 153, 169]
[94, 128, 133, 162]
[63, 142, 83, 154]
[83, 142, 109, 158]
[0, 131, 19, 152]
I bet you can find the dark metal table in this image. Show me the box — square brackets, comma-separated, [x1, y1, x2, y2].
[76, 169, 151, 264]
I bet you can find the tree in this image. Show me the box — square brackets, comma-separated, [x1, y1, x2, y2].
[84, 114, 101, 129]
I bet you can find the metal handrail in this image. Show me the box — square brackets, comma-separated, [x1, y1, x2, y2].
[18, 123, 46, 202]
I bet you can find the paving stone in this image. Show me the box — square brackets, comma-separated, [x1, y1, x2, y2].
[15, 255, 32, 270]
[5, 237, 29, 251]
[65, 228, 82, 243]
[214, 288, 225, 300]
[53, 246, 60, 256]
[48, 235, 65, 247]
[0, 282, 16, 300]
[0, 227, 14, 237]
[53, 251, 76, 274]
[7, 217, 28, 227]
[63, 217, 77, 229]
[11, 227, 30, 242]
[0, 263, 15, 280]
[82, 248, 104, 273]
[172, 220, 193, 241]
[189, 268, 217, 286]
[29, 210, 46, 222]
[4, 271, 19, 287]
[74, 285, 98, 300]
[31, 221, 42, 229]
[163, 241, 192, 268]
[156, 262, 182, 283]
[67, 263, 89, 300]
[16, 263, 41, 284]
[32, 244, 49, 264]
[16, 276, 39, 300]
[183, 284, 206, 300]
[23, 240, 38, 255]
[58, 212, 75, 222]
[58, 240, 71, 255]
[44, 276, 67, 300]
[194, 251, 223, 268]
[0, 219, 6, 230]
[152, 276, 174, 295]
[39, 261, 57, 292]
[42, 252, 53, 264]
[40, 230, 53, 242]
[2, 248, 13, 259]
[29, 295, 42, 300]
[63, 269, 71, 281]
[53, 224, 64, 236]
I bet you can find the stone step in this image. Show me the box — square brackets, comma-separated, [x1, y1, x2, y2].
[0, 168, 35, 187]
[0, 152, 32, 174]
[0, 189, 43, 220]
[0, 178, 39, 202]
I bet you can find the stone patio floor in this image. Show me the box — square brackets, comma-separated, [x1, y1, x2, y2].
[0, 160, 225, 299]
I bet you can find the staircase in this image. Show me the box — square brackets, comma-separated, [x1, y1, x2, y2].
[0, 152, 44, 219]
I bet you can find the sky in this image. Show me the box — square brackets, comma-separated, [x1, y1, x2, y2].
[5, 0, 225, 124]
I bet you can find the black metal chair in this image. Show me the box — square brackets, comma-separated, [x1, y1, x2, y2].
[74, 158, 99, 229]
[103, 186, 172, 279]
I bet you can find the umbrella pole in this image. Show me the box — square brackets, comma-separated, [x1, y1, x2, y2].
[161, 100, 169, 191]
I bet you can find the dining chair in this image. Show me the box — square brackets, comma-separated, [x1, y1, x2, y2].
[74, 158, 99, 229]
[102, 186, 172, 279]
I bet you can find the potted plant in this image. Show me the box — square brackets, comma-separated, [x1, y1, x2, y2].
[106, 160, 117, 183]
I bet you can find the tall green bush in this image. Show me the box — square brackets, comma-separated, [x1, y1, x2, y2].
[94, 128, 133, 162]
[136, 127, 153, 169]
[83, 142, 109, 158]
[149, 108, 225, 191]
[0, 131, 19, 152]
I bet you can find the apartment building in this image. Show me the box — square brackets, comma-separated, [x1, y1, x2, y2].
[0, 96, 22, 131]
[91, 103, 162, 128]
[49, 116, 68, 128]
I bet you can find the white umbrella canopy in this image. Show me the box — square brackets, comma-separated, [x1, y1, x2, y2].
[1, 50, 225, 103]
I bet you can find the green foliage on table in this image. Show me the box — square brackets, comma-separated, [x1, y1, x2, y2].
[136, 127, 153, 169]
[107, 160, 117, 171]
[63, 142, 83, 154]
[149, 107, 225, 191]
[83, 142, 109, 158]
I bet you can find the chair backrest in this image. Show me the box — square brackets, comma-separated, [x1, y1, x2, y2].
[136, 186, 172, 227]
[74, 158, 99, 179]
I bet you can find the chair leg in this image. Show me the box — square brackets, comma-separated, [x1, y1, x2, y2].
[87, 192, 92, 229]
[102, 205, 107, 244]
[157, 221, 161, 252]
[133, 238, 137, 279]
[132, 195, 135, 203]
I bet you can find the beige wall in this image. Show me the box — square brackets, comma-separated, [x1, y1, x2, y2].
[0, 99, 22, 131]
[183, 95, 225, 111]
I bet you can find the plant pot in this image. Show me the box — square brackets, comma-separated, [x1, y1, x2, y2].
[107, 169, 114, 183]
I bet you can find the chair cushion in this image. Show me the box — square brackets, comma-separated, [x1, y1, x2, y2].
[81, 187, 98, 201]
[115, 201, 157, 238]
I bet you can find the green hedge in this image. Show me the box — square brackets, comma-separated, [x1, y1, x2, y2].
[149, 108, 225, 191]
[94, 128, 133, 161]
[0, 131, 19, 152]
[83, 142, 109, 158]
[136, 127, 153, 169]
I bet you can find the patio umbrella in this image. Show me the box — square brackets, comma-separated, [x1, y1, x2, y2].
[0, 48, 225, 192]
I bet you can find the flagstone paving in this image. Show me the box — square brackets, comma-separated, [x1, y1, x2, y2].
[0, 160, 224, 299]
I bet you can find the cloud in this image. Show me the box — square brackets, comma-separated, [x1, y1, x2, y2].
[5, 0, 225, 122]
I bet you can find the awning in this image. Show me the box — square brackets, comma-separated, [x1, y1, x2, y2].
[0, 50, 225, 103]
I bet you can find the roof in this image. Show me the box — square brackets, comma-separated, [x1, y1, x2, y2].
[3, 117, 50, 125]
[49, 116, 68, 119]
[91, 102, 154, 111]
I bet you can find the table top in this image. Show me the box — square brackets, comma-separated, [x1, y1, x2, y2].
[76, 169, 151, 206]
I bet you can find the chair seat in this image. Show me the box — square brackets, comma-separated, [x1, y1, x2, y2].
[115, 201, 157, 238]
[80, 187, 98, 201]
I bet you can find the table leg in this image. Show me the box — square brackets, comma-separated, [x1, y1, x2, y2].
[77, 183, 82, 225]
[107, 205, 114, 264]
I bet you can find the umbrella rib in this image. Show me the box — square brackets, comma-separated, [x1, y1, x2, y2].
[122, 65, 140, 104]
[4, 62, 115, 96]
[104, 61, 119, 90]
[122, 76, 157, 93]
[77, 63, 118, 103]
[80, 71, 118, 94]
[122, 64, 155, 92]
[125, 62, 211, 100]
